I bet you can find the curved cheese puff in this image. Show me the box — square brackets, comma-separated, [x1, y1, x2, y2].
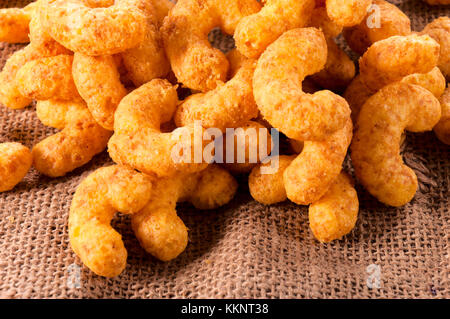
[161, 0, 261, 92]
[359, 34, 440, 91]
[434, 87, 450, 145]
[326, 0, 372, 27]
[345, 67, 446, 122]
[121, 0, 170, 87]
[222, 121, 273, 174]
[0, 1, 38, 43]
[308, 172, 358, 243]
[72, 53, 127, 130]
[284, 118, 352, 205]
[0, 142, 32, 192]
[421, 17, 450, 80]
[69, 165, 154, 277]
[0, 43, 69, 109]
[174, 59, 258, 132]
[234, 0, 315, 59]
[16, 55, 81, 101]
[40, 0, 148, 56]
[343, 0, 411, 55]
[253, 28, 351, 141]
[132, 165, 238, 261]
[108, 79, 208, 177]
[351, 83, 442, 207]
[32, 100, 112, 177]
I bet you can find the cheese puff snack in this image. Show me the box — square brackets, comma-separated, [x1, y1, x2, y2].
[72, 53, 128, 130]
[0, 1, 38, 43]
[108, 79, 208, 177]
[325, 0, 372, 27]
[152, 0, 174, 26]
[308, 6, 343, 38]
[308, 172, 358, 243]
[0, 142, 32, 192]
[343, 0, 411, 56]
[345, 67, 446, 122]
[351, 83, 442, 207]
[132, 165, 238, 261]
[253, 28, 351, 141]
[121, 0, 170, 87]
[32, 100, 112, 177]
[40, 0, 148, 56]
[69, 165, 154, 277]
[421, 17, 450, 80]
[161, 0, 261, 92]
[222, 121, 273, 174]
[434, 87, 450, 145]
[16, 55, 81, 101]
[234, 0, 315, 59]
[359, 34, 440, 91]
[174, 58, 258, 132]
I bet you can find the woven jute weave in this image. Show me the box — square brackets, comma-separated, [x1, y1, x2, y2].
[0, 0, 449, 299]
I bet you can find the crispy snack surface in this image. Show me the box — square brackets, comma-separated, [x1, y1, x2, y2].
[421, 17, 450, 80]
[434, 87, 450, 145]
[326, 0, 372, 27]
[351, 83, 442, 207]
[0, 142, 32, 192]
[309, 172, 358, 243]
[0, 2, 36, 43]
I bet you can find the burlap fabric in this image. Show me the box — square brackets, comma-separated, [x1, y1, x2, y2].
[0, 0, 448, 299]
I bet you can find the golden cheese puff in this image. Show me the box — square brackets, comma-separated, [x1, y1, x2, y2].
[40, 0, 148, 56]
[434, 87, 450, 145]
[325, 0, 372, 27]
[161, 0, 261, 92]
[72, 53, 127, 130]
[284, 118, 353, 205]
[248, 155, 296, 205]
[343, 0, 411, 56]
[0, 142, 32, 192]
[253, 28, 351, 141]
[69, 165, 154, 277]
[351, 83, 441, 207]
[16, 55, 81, 101]
[308, 172, 358, 243]
[359, 34, 440, 91]
[234, 0, 315, 59]
[0, 1, 38, 43]
[32, 100, 112, 177]
[108, 79, 208, 177]
[132, 165, 237, 261]
[421, 17, 450, 80]
[153, 0, 174, 26]
[174, 59, 258, 132]
[308, 6, 343, 38]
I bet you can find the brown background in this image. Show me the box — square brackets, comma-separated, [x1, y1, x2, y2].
[0, 0, 449, 298]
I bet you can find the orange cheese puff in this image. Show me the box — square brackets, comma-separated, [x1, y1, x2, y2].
[0, 142, 32, 192]
[253, 28, 351, 141]
[32, 100, 112, 177]
[121, 0, 170, 87]
[0, 1, 38, 43]
[234, 0, 315, 59]
[343, 0, 411, 55]
[16, 55, 81, 101]
[132, 165, 238, 261]
[284, 118, 352, 205]
[308, 172, 358, 243]
[153, 0, 174, 26]
[434, 87, 450, 145]
[161, 0, 261, 92]
[421, 17, 450, 80]
[326, 0, 372, 27]
[40, 0, 148, 56]
[248, 155, 296, 205]
[174, 59, 258, 132]
[222, 121, 273, 174]
[69, 165, 154, 277]
[345, 67, 446, 122]
[359, 34, 440, 91]
[72, 53, 127, 130]
[351, 83, 441, 207]
[308, 6, 343, 38]
[108, 79, 208, 177]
